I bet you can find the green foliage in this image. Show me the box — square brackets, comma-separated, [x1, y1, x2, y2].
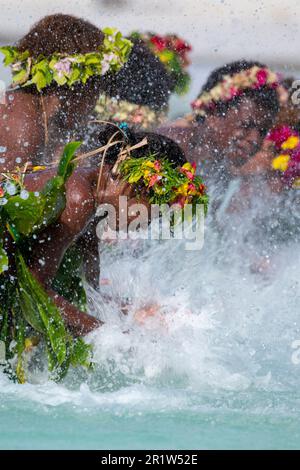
[0, 247, 8, 275]
[120, 154, 209, 213]
[0, 142, 94, 383]
[0, 29, 133, 92]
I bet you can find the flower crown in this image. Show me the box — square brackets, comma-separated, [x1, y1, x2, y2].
[191, 66, 279, 117]
[95, 94, 167, 130]
[118, 155, 208, 212]
[131, 31, 192, 95]
[0, 28, 132, 92]
[267, 125, 300, 189]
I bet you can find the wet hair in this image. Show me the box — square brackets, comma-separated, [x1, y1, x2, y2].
[16, 14, 104, 110]
[96, 124, 186, 167]
[197, 60, 280, 122]
[101, 39, 176, 112]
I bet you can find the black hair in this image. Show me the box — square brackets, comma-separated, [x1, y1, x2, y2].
[95, 124, 186, 167]
[101, 39, 175, 112]
[16, 14, 105, 117]
[197, 60, 279, 122]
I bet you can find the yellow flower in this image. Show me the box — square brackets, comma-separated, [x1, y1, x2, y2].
[281, 136, 300, 150]
[145, 161, 155, 169]
[292, 178, 300, 189]
[176, 182, 189, 196]
[272, 154, 290, 172]
[32, 165, 46, 172]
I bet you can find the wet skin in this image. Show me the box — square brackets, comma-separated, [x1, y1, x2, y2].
[0, 90, 150, 335]
[159, 97, 275, 171]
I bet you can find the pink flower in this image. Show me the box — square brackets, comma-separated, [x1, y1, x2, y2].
[185, 171, 194, 180]
[229, 86, 239, 98]
[53, 58, 72, 78]
[101, 53, 117, 75]
[148, 174, 162, 187]
[188, 183, 196, 192]
[256, 69, 268, 87]
[153, 160, 161, 171]
[282, 147, 300, 186]
[267, 125, 296, 149]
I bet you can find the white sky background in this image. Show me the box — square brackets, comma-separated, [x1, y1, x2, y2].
[0, 0, 299, 115]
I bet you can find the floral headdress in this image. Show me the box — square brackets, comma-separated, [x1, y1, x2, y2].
[0, 28, 132, 92]
[191, 66, 279, 117]
[267, 125, 300, 189]
[131, 31, 192, 95]
[95, 94, 167, 130]
[117, 155, 208, 212]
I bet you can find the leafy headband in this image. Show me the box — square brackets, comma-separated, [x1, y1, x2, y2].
[0, 28, 132, 92]
[191, 66, 279, 117]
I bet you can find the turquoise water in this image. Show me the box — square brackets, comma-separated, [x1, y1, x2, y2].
[1, 200, 300, 449]
[1, 64, 300, 448]
[2, 385, 300, 449]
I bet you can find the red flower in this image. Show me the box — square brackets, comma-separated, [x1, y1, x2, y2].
[172, 195, 186, 208]
[191, 162, 197, 171]
[256, 69, 268, 87]
[0, 187, 4, 198]
[229, 86, 239, 98]
[148, 174, 161, 187]
[180, 167, 194, 180]
[188, 183, 196, 193]
[150, 35, 167, 52]
[267, 125, 296, 149]
[198, 183, 206, 194]
[174, 38, 190, 52]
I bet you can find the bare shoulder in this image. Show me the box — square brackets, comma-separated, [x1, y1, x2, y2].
[0, 91, 42, 168]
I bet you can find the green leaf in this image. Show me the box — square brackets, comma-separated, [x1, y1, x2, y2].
[18, 284, 45, 333]
[0, 46, 18, 66]
[103, 27, 116, 36]
[57, 142, 81, 181]
[11, 68, 28, 85]
[28, 70, 48, 92]
[16, 253, 67, 365]
[70, 337, 92, 368]
[40, 176, 66, 227]
[4, 192, 45, 236]
[0, 247, 8, 275]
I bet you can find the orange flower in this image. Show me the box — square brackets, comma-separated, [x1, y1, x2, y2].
[198, 183, 206, 194]
[148, 174, 162, 187]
